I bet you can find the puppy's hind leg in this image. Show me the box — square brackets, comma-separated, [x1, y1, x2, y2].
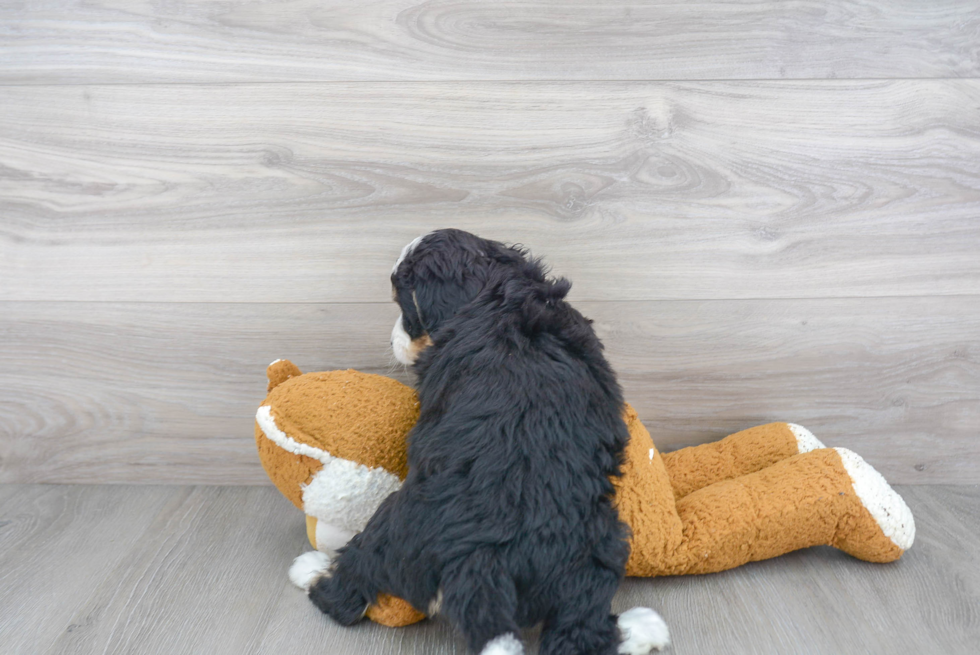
[539, 563, 624, 655]
[439, 550, 523, 655]
[305, 546, 376, 626]
[295, 511, 393, 626]
[541, 562, 668, 655]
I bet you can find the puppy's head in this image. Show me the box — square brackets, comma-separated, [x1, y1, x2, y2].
[390, 229, 526, 365]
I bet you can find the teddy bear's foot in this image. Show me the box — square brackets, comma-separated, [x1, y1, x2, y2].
[289, 550, 333, 590]
[617, 607, 670, 653]
[787, 424, 824, 453]
[832, 447, 915, 561]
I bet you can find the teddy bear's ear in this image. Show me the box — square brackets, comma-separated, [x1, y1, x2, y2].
[267, 359, 303, 392]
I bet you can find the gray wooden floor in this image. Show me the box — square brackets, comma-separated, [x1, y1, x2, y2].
[1, 484, 977, 655]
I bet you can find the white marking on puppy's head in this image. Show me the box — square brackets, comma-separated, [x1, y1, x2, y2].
[392, 234, 425, 274]
[391, 234, 437, 365]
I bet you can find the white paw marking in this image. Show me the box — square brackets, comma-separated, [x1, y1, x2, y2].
[289, 550, 332, 590]
[788, 423, 824, 453]
[480, 632, 523, 655]
[618, 607, 670, 654]
[835, 447, 915, 551]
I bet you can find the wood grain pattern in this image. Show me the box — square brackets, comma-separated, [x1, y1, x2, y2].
[2, 298, 976, 485]
[0, 485, 180, 654]
[0, 1, 977, 83]
[2, 81, 979, 302]
[0, 484, 976, 654]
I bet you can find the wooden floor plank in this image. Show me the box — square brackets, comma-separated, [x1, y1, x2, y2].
[0, 1, 977, 83]
[1, 298, 976, 485]
[35, 486, 303, 655]
[0, 485, 183, 655]
[0, 485, 976, 655]
[2, 81, 979, 302]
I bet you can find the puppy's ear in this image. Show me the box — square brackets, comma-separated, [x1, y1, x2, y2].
[412, 273, 486, 333]
[501, 275, 573, 335]
[483, 240, 529, 269]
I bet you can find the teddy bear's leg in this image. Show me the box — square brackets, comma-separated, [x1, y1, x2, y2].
[305, 515, 358, 553]
[615, 408, 690, 578]
[661, 423, 824, 499]
[652, 448, 914, 576]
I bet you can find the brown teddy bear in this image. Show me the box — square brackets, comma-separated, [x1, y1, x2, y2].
[256, 360, 914, 627]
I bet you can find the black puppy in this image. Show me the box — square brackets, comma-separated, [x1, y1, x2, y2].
[293, 229, 668, 655]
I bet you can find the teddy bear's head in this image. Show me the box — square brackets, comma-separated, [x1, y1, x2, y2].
[254, 360, 419, 551]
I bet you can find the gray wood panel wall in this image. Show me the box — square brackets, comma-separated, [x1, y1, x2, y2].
[1, 2, 978, 485]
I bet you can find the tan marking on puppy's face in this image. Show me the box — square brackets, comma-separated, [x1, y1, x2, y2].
[411, 334, 433, 360]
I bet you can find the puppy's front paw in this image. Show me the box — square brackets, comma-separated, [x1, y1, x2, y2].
[618, 607, 670, 653]
[289, 550, 332, 590]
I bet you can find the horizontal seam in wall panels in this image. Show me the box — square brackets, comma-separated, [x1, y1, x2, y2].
[2, 294, 979, 306]
[0, 77, 979, 87]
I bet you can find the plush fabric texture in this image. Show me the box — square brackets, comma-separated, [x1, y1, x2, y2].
[255, 366, 418, 509]
[266, 358, 303, 393]
[616, 413, 904, 576]
[364, 594, 427, 627]
[256, 361, 912, 629]
[304, 514, 425, 626]
[658, 422, 801, 500]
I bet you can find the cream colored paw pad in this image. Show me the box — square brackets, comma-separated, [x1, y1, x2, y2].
[788, 423, 825, 453]
[835, 447, 915, 551]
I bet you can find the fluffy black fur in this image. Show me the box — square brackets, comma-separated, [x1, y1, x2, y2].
[310, 229, 631, 655]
